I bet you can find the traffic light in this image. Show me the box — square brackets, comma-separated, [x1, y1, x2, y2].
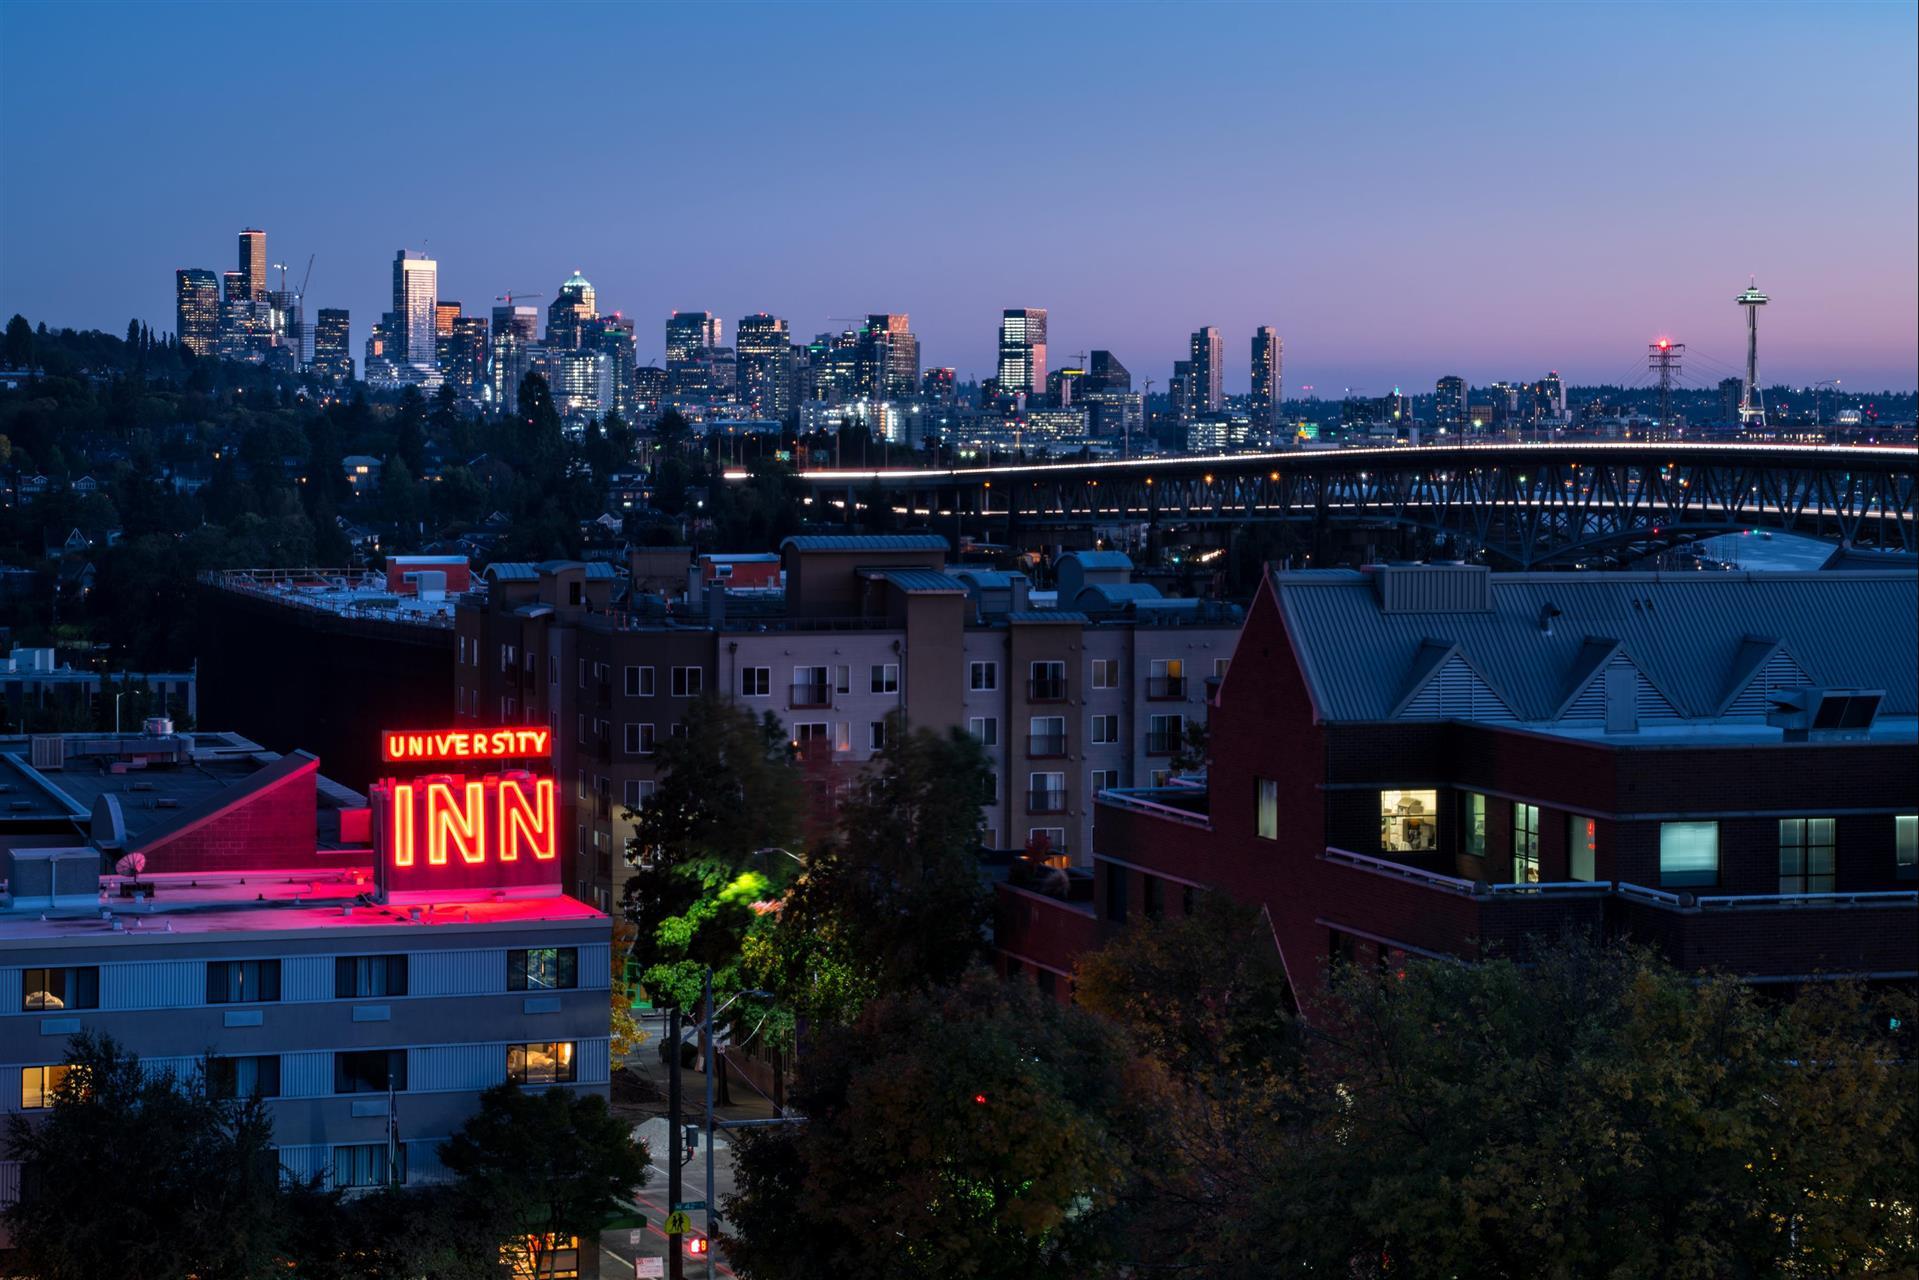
[685, 1234, 709, 1257]
[972, 1092, 988, 1105]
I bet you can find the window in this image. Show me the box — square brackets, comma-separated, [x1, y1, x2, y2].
[670, 667, 703, 697]
[625, 723, 655, 756]
[1256, 778, 1279, 841]
[334, 1049, 407, 1095]
[835, 721, 852, 753]
[1570, 815, 1596, 882]
[1029, 715, 1066, 756]
[1029, 660, 1067, 700]
[1464, 793, 1487, 859]
[206, 959, 281, 1005]
[1659, 821, 1719, 888]
[1148, 657, 1185, 698]
[1089, 658, 1119, 689]
[969, 661, 998, 691]
[792, 722, 828, 747]
[1091, 768, 1119, 794]
[868, 720, 887, 751]
[623, 779, 656, 810]
[508, 947, 580, 991]
[871, 663, 899, 694]
[504, 1236, 579, 1279]
[627, 666, 655, 697]
[335, 955, 408, 999]
[1028, 827, 1066, 857]
[1897, 815, 1917, 880]
[507, 1041, 578, 1085]
[1028, 771, 1066, 812]
[1089, 713, 1119, 746]
[967, 716, 998, 746]
[1104, 865, 1128, 923]
[22, 966, 98, 1011]
[1143, 874, 1165, 921]
[1778, 818, 1836, 894]
[577, 658, 586, 688]
[333, 1142, 404, 1189]
[1214, 657, 1231, 679]
[208, 1055, 280, 1100]
[834, 665, 851, 694]
[20, 1065, 71, 1110]
[740, 666, 770, 697]
[1513, 803, 1540, 883]
[1146, 713, 1184, 755]
[1379, 790, 1438, 853]
[793, 665, 830, 705]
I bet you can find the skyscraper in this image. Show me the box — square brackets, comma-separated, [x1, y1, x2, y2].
[391, 250, 438, 375]
[1189, 326, 1223, 414]
[547, 271, 597, 349]
[489, 305, 539, 412]
[921, 367, 956, 405]
[586, 313, 638, 421]
[175, 268, 219, 357]
[997, 308, 1047, 396]
[1168, 360, 1195, 426]
[435, 301, 461, 337]
[313, 309, 352, 383]
[1080, 351, 1140, 440]
[444, 316, 490, 397]
[1250, 328, 1282, 430]
[736, 313, 794, 419]
[665, 311, 721, 369]
[855, 314, 919, 401]
[1435, 375, 1468, 431]
[238, 228, 268, 301]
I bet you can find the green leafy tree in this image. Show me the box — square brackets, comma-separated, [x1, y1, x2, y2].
[439, 1082, 650, 1280]
[723, 972, 1136, 1280]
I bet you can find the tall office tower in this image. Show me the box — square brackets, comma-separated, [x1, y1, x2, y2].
[489, 304, 539, 411]
[921, 367, 956, 405]
[312, 309, 353, 383]
[789, 342, 818, 409]
[444, 316, 489, 396]
[586, 313, 638, 420]
[736, 313, 794, 419]
[665, 311, 721, 369]
[1537, 371, 1565, 418]
[633, 366, 668, 423]
[698, 347, 737, 399]
[856, 314, 920, 400]
[547, 271, 597, 349]
[175, 268, 219, 356]
[1080, 350, 1139, 439]
[1250, 328, 1282, 430]
[269, 288, 308, 367]
[391, 250, 438, 374]
[553, 347, 613, 418]
[1435, 375, 1468, 430]
[1047, 366, 1087, 406]
[435, 301, 461, 336]
[1189, 326, 1223, 414]
[218, 270, 257, 360]
[1169, 360, 1195, 426]
[238, 228, 268, 300]
[997, 308, 1047, 395]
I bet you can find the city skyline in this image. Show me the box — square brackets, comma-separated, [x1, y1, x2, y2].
[2, 2, 1916, 391]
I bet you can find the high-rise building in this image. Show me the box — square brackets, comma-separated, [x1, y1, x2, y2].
[1168, 360, 1195, 427]
[1079, 351, 1141, 440]
[665, 311, 720, 369]
[857, 314, 920, 401]
[1435, 375, 1468, 431]
[997, 308, 1047, 396]
[313, 308, 352, 383]
[736, 314, 794, 419]
[238, 228, 268, 301]
[391, 251, 438, 375]
[547, 271, 597, 350]
[1250, 328, 1282, 431]
[175, 268, 219, 357]
[435, 301, 461, 337]
[489, 305, 540, 412]
[586, 314, 638, 421]
[1537, 371, 1565, 418]
[269, 288, 309, 368]
[218, 270, 263, 361]
[921, 367, 956, 405]
[443, 316, 489, 397]
[633, 366, 668, 424]
[1189, 326, 1223, 415]
[553, 347, 614, 418]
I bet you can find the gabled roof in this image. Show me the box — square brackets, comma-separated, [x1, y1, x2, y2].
[1390, 640, 1517, 720]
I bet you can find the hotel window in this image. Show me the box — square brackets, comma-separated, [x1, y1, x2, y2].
[508, 947, 580, 991]
[1146, 713, 1184, 755]
[1090, 768, 1119, 795]
[625, 665, 652, 697]
[1659, 821, 1720, 888]
[624, 779, 655, 810]
[670, 667, 703, 697]
[1214, 657, 1230, 679]
[835, 722, 853, 753]
[792, 722, 828, 747]
[1089, 658, 1119, 690]
[504, 1235, 579, 1279]
[20, 1064, 71, 1110]
[627, 723, 656, 756]
[1778, 818, 1836, 894]
[335, 955, 408, 999]
[1513, 803, 1540, 883]
[507, 1041, 578, 1086]
[333, 1142, 404, 1189]
[834, 665, 852, 694]
[1028, 827, 1066, 857]
[1897, 816, 1917, 880]
[967, 716, 998, 746]
[1148, 657, 1185, 698]
[549, 655, 558, 684]
[1256, 778, 1279, 841]
[1379, 790, 1438, 853]
[206, 959, 281, 1004]
[1569, 815, 1597, 882]
[740, 666, 770, 697]
[1030, 660, 1067, 700]
[208, 1055, 281, 1100]
[969, 661, 998, 691]
[1089, 713, 1119, 746]
[871, 663, 899, 694]
[1028, 772, 1066, 812]
[334, 1050, 407, 1095]
[1463, 793, 1487, 859]
[22, 966, 98, 1011]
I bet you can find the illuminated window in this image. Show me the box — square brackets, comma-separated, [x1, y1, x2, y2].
[1379, 790, 1438, 853]
[335, 955, 408, 999]
[22, 967, 98, 1011]
[1896, 816, 1917, 881]
[334, 1050, 407, 1095]
[1778, 818, 1836, 894]
[508, 947, 579, 991]
[206, 959, 281, 1005]
[501, 1235, 579, 1279]
[333, 1142, 404, 1189]
[208, 1055, 280, 1100]
[1463, 793, 1487, 859]
[1659, 821, 1719, 888]
[1513, 803, 1540, 883]
[1569, 815, 1596, 881]
[507, 1041, 578, 1086]
[1256, 778, 1279, 841]
[20, 1064, 71, 1110]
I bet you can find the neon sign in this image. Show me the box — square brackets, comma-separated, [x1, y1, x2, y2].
[385, 775, 557, 867]
[381, 727, 551, 764]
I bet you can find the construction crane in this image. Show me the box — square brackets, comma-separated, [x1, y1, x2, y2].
[496, 291, 544, 308]
[272, 262, 290, 294]
[298, 254, 314, 299]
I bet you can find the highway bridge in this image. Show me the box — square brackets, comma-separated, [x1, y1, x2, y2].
[734, 442, 1918, 568]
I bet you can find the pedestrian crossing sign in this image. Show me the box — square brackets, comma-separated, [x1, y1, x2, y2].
[664, 1210, 692, 1235]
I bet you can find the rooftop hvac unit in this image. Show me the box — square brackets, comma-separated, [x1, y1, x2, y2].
[29, 735, 65, 771]
[1766, 688, 1884, 742]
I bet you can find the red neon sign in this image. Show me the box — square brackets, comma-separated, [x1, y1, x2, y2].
[372, 770, 560, 902]
[382, 727, 551, 764]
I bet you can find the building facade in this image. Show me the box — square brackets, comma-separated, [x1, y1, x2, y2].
[1250, 327, 1282, 433]
[735, 314, 793, 421]
[175, 268, 220, 357]
[391, 251, 438, 377]
[997, 308, 1048, 396]
[1189, 326, 1223, 415]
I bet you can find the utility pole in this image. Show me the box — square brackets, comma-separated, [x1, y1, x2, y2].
[667, 1004, 684, 1280]
[703, 969, 717, 1280]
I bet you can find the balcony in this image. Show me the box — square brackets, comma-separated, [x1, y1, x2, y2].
[1315, 848, 1610, 961]
[1027, 676, 1069, 703]
[1612, 884, 1918, 979]
[1027, 789, 1068, 814]
[789, 682, 831, 709]
[1145, 730, 1185, 756]
[1146, 676, 1186, 700]
[1026, 732, 1068, 758]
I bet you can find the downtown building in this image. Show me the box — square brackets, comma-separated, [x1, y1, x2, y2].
[452, 538, 1240, 910]
[997, 563, 1919, 999]
[997, 308, 1048, 398]
[0, 726, 610, 1222]
[1250, 327, 1282, 436]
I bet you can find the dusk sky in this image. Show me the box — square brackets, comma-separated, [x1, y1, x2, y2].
[3, 1, 1914, 393]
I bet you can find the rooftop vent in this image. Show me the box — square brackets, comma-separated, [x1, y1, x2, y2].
[1766, 688, 1884, 742]
[1372, 563, 1493, 614]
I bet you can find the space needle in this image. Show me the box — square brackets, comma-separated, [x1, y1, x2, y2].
[1735, 277, 1769, 428]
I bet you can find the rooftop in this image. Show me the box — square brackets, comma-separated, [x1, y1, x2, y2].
[200, 569, 456, 629]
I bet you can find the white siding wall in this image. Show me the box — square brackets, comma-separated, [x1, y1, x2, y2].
[282, 1050, 334, 1098]
[409, 1043, 503, 1093]
[281, 955, 334, 1003]
[410, 949, 503, 997]
[99, 959, 200, 1010]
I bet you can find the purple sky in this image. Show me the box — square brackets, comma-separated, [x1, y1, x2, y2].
[2, 2, 1914, 393]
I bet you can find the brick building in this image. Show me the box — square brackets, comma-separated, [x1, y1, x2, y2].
[998, 564, 1918, 999]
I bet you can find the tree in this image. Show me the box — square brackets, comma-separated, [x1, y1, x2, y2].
[723, 973, 1136, 1280]
[6, 313, 33, 366]
[439, 1082, 650, 1280]
[609, 917, 648, 1071]
[4, 1032, 286, 1280]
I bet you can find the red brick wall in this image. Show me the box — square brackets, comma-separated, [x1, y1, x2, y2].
[134, 758, 335, 874]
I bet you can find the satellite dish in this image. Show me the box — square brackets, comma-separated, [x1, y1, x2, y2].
[115, 852, 147, 879]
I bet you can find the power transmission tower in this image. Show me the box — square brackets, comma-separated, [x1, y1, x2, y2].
[1648, 340, 1684, 435]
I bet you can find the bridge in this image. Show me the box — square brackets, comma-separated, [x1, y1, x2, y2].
[736, 442, 1918, 568]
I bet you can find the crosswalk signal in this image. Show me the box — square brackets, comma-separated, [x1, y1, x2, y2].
[685, 1234, 709, 1257]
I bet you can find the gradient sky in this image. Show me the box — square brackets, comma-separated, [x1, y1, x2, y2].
[3, 2, 1914, 393]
